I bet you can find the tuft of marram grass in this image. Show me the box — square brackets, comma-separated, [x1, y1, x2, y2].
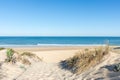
[0, 47, 5, 50]
[21, 52, 42, 61]
[5, 48, 15, 63]
[21, 58, 31, 65]
[21, 52, 36, 57]
[60, 45, 109, 74]
[5, 49, 41, 65]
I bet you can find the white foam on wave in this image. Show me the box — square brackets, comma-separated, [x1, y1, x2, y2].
[37, 43, 105, 46]
[0, 44, 106, 48]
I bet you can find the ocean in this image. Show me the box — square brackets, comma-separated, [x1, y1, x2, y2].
[0, 36, 119, 47]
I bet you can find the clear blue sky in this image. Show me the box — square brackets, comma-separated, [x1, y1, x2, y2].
[0, 0, 120, 36]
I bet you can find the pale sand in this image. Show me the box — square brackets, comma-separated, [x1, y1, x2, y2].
[12, 46, 98, 52]
[13, 46, 99, 63]
[33, 50, 79, 63]
[0, 46, 120, 80]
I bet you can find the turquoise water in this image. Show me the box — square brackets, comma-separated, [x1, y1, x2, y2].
[0, 37, 119, 46]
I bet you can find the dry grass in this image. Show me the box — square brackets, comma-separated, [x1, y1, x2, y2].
[21, 52, 42, 61]
[5, 49, 41, 65]
[19, 52, 42, 65]
[0, 48, 5, 50]
[60, 45, 109, 74]
[21, 52, 36, 57]
[21, 58, 31, 65]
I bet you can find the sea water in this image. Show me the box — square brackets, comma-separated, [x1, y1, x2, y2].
[0, 36, 119, 47]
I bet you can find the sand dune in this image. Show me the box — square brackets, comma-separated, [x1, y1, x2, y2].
[16, 52, 120, 80]
[0, 47, 120, 80]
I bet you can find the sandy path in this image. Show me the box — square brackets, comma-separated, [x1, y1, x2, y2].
[16, 62, 77, 80]
[16, 52, 120, 80]
[32, 50, 78, 63]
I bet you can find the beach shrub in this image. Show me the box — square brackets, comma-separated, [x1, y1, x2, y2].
[18, 52, 42, 65]
[21, 58, 31, 65]
[85, 48, 89, 51]
[21, 52, 36, 57]
[5, 49, 41, 65]
[5, 49, 15, 63]
[21, 52, 42, 61]
[0, 48, 5, 50]
[60, 45, 109, 74]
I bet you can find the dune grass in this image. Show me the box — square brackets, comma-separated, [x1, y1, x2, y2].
[21, 52, 36, 57]
[20, 52, 41, 65]
[60, 45, 109, 74]
[21, 58, 31, 65]
[5, 49, 41, 65]
[0, 48, 5, 50]
[5, 48, 15, 63]
[21, 52, 42, 61]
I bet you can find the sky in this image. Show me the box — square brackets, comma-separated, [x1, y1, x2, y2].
[0, 0, 120, 36]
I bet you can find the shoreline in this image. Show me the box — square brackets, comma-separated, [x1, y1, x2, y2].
[0, 44, 106, 48]
[0, 45, 116, 53]
[10, 46, 105, 52]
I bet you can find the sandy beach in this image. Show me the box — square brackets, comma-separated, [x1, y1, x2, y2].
[0, 46, 120, 80]
[12, 46, 99, 63]
[1, 0, 119, 79]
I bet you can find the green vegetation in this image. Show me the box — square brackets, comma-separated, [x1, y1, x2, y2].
[21, 52, 36, 57]
[5, 49, 41, 65]
[21, 52, 42, 61]
[0, 48, 5, 50]
[6, 49, 14, 62]
[85, 48, 89, 51]
[20, 52, 41, 65]
[60, 45, 109, 74]
[19, 65, 26, 71]
[5, 49, 15, 63]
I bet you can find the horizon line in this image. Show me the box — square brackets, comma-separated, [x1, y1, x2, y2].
[0, 36, 120, 37]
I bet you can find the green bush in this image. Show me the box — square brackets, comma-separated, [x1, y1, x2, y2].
[5, 49, 14, 62]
